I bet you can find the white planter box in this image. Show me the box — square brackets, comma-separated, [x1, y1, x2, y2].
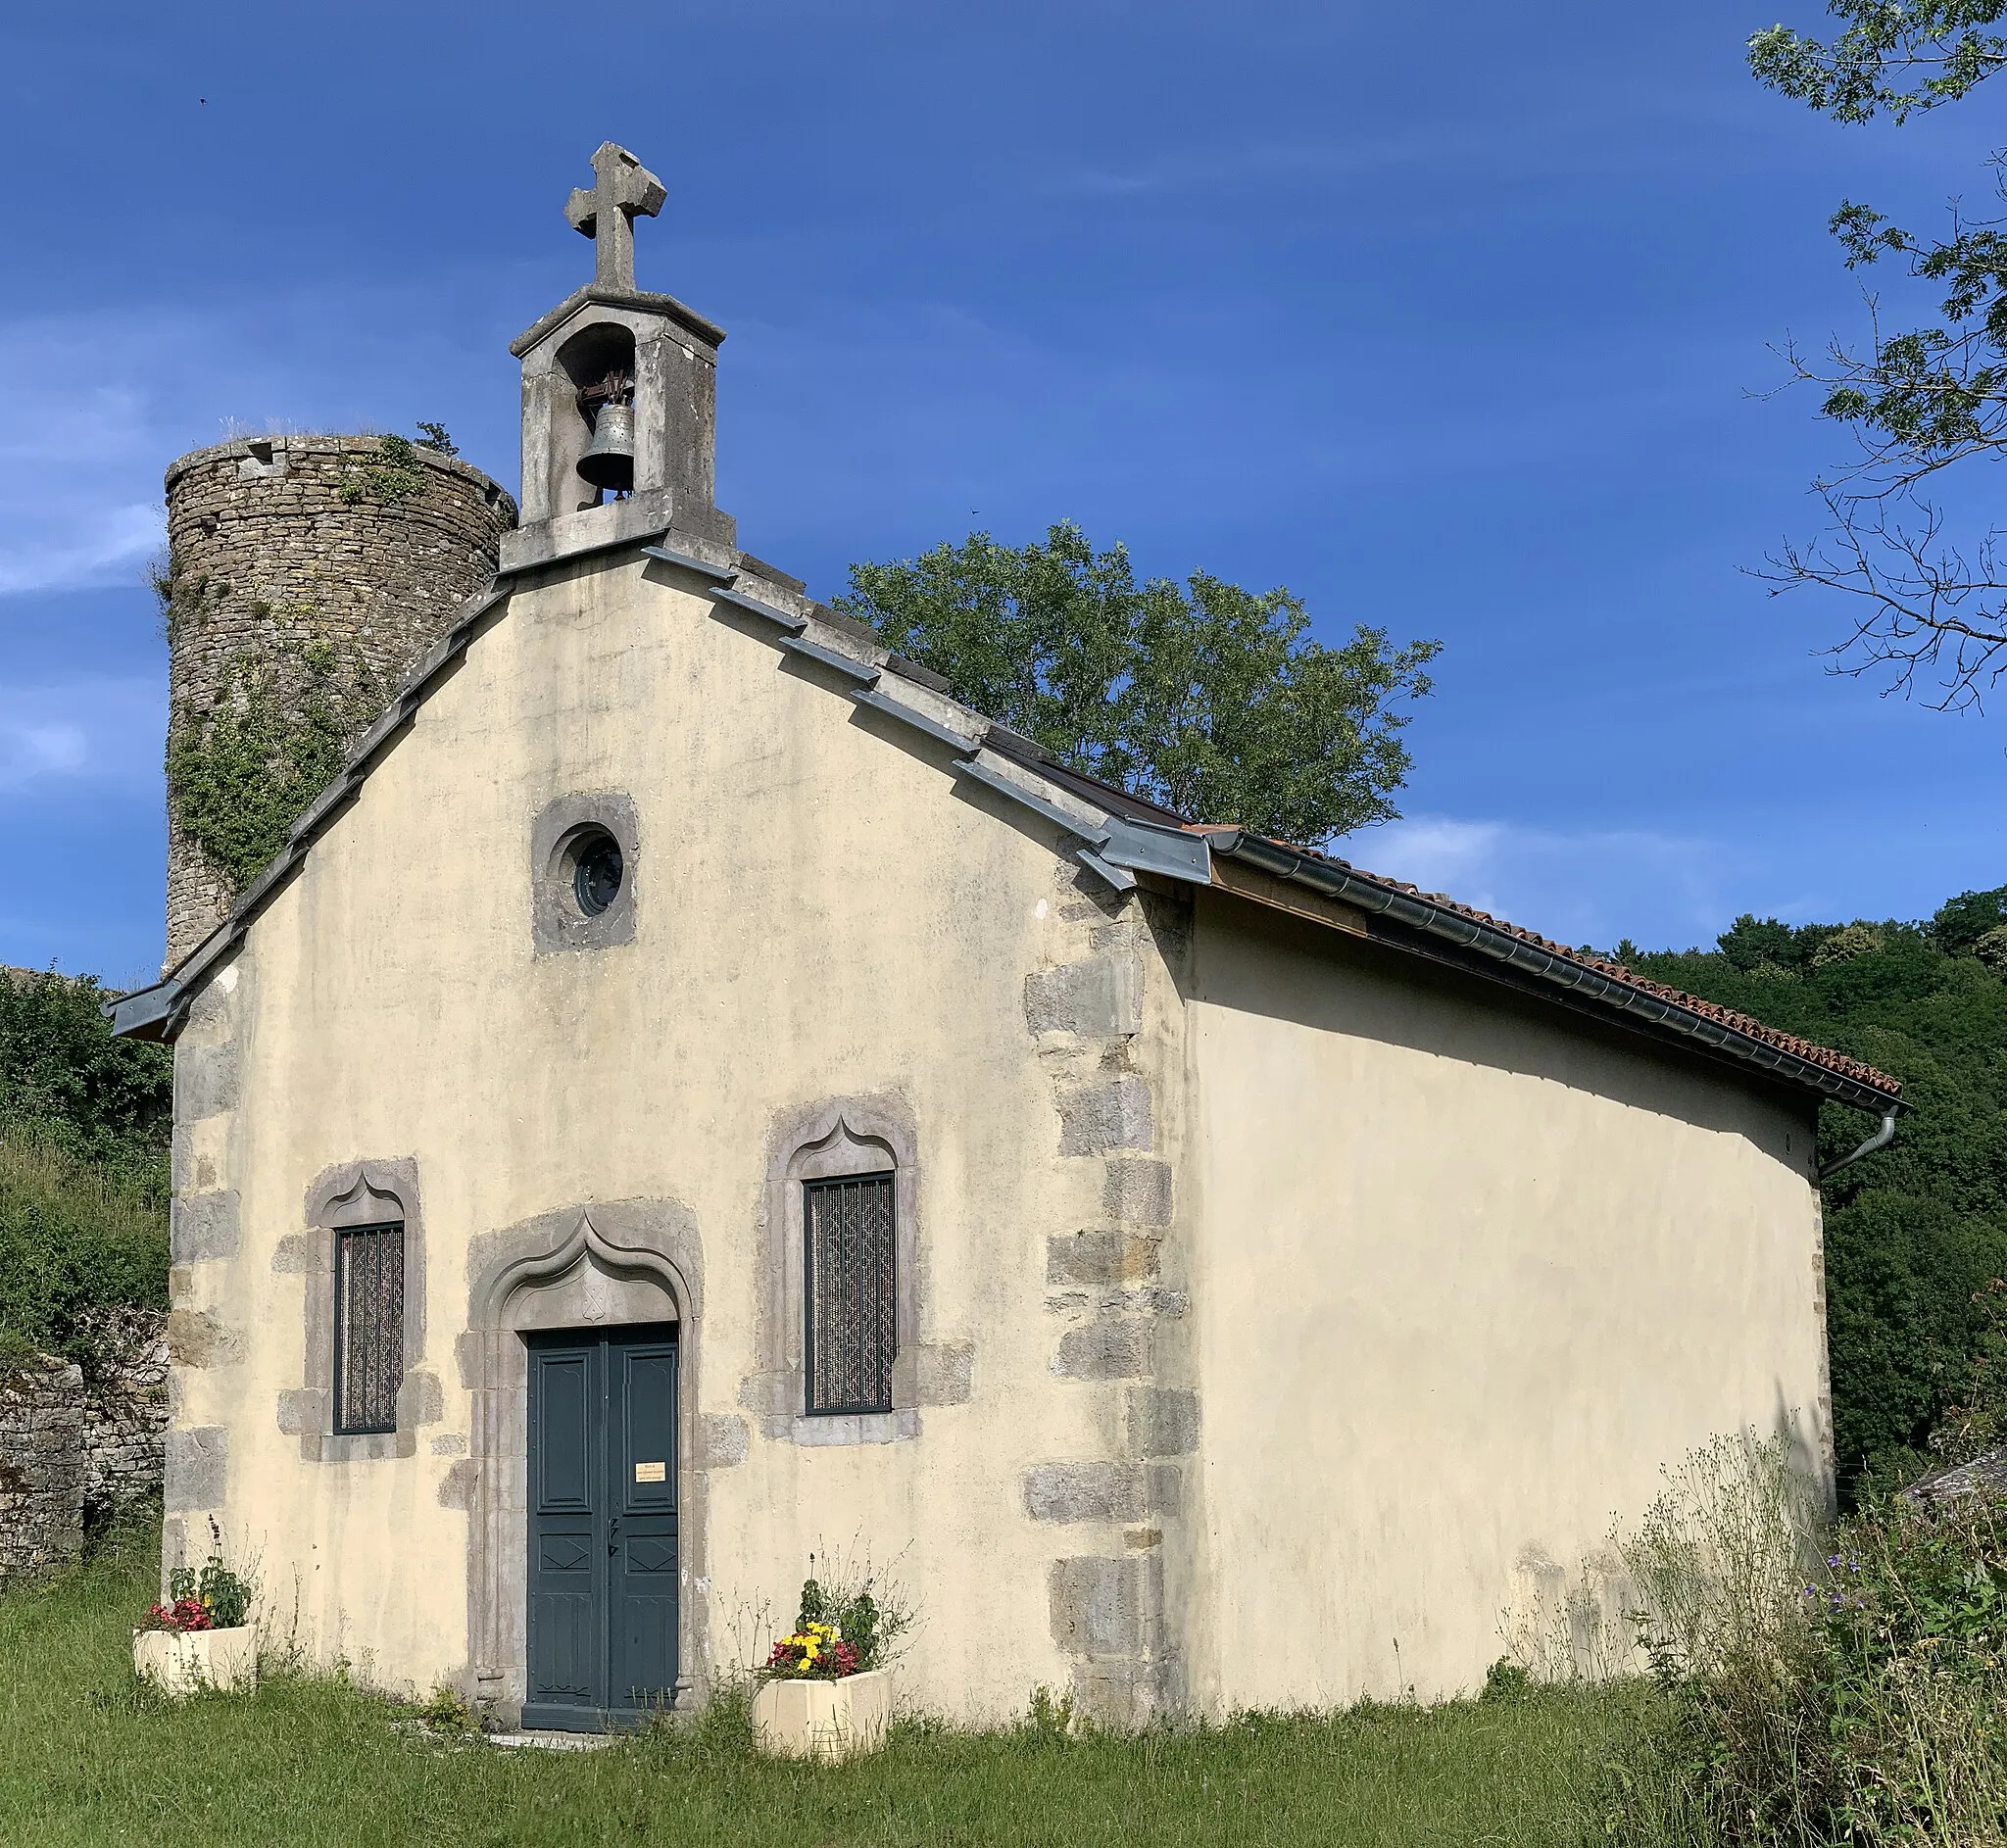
[132, 1625, 257, 1696]
[751, 1669, 892, 1761]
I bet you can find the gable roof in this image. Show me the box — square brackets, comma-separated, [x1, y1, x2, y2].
[107, 529, 1902, 1115]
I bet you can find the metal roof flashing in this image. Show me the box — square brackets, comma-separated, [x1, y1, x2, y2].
[104, 530, 1902, 1121]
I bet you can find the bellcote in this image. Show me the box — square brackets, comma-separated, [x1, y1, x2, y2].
[501, 143, 736, 571]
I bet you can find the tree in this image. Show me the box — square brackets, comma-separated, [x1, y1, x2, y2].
[838, 522, 1440, 846]
[1631, 895, 2007, 1499]
[1750, 4, 2007, 707]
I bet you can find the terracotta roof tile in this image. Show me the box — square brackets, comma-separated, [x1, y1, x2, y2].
[1186, 826, 1901, 1100]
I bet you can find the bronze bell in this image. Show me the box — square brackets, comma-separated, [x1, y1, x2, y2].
[577, 402, 636, 493]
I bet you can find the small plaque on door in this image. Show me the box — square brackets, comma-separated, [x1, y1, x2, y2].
[634, 1461, 666, 1483]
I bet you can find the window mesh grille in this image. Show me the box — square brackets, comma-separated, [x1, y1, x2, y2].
[805, 1175, 896, 1415]
[335, 1222, 406, 1435]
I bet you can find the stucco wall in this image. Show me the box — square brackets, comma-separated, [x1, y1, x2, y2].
[1177, 894, 1829, 1712]
[164, 552, 1189, 1723]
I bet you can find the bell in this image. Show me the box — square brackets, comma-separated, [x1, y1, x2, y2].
[576, 402, 635, 493]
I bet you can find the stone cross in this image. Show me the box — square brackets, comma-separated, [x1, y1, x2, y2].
[564, 143, 667, 291]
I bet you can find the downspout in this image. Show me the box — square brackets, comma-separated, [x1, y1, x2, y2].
[1818, 1106, 1898, 1183]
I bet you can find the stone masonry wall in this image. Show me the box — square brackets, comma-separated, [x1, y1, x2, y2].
[0, 1357, 85, 1586]
[1022, 865, 1197, 1726]
[0, 1315, 171, 1591]
[73, 1306, 171, 1528]
[162, 435, 517, 969]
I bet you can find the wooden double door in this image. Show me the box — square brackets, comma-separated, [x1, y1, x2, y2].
[523, 1325, 680, 1730]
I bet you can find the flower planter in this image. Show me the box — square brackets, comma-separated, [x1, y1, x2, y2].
[132, 1625, 257, 1696]
[751, 1669, 892, 1761]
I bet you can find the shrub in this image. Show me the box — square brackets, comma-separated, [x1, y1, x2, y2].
[0, 969, 171, 1173]
[1618, 1435, 1834, 1843]
[0, 1123, 168, 1355]
[1601, 1433, 2007, 1845]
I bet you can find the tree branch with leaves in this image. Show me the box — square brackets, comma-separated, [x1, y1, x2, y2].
[839, 522, 1439, 847]
[1751, 2, 2007, 706]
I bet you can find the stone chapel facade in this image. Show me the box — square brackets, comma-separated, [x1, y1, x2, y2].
[113, 144, 1904, 1730]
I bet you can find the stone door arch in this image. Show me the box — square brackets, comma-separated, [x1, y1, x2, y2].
[460, 1198, 709, 1726]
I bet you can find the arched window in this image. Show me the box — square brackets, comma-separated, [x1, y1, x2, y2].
[283, 1160, 428, 1462]
[804, 1171, 897, 1415]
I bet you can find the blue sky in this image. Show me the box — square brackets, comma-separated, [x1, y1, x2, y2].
[2, 1, 2002, 984]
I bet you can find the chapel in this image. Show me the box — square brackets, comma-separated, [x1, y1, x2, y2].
[112, 144, 1904, 1730]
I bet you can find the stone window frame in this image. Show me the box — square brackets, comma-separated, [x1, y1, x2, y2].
[531, 792, 639, 955]
[757, 1099, 924, 1447]
[280, 1159, 432, 1463]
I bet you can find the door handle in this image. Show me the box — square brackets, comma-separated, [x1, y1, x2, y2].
[608, 1514, 619, 1557]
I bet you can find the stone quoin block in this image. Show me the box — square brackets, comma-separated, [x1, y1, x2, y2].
[165, 1310, 244, 1371]
[1127, 1386, 1199, 1458]
[1102, 1159, 1172, 1226]
[1024, 955, 1141, 1038]
[173, 1044, 238, 1123]
[1057, 1077, 1153, 1155]
[889, 1341, 975, 1406]
[700, 1414, 751, 1468]
[170, 1190, 241, 1264]
[1049, 1554, 1156, 1658]
[1053, 1322, 1153, 1380]
[395, 1369, 445, 1427]
[274, 1388, 326, 1436]
[164, 1427, 227, 1512]
[1024, 1461, 1148, 1524]
[437, 1459, 480, 1510]
[1047, 1230, 1159, 1289]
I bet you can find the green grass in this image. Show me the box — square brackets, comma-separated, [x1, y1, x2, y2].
[0, 1526, 1680, 1847]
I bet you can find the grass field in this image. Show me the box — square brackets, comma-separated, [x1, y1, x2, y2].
[0, 1526, 1679, 1847]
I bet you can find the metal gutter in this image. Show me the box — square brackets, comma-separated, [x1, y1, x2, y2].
[1820, 1106, 1899, 1181]
[1205, 829, 1904, 1115]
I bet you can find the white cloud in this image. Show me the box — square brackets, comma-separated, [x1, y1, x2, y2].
[0, 318, 181, 596]
[0, 679, 164, 792]
[1347, 813, 1733, 952]
[0, 501, 164, 596]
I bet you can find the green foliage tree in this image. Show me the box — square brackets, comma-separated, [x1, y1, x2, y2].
[0, 973, 171, 1358]
[839, 523, 1440, 844]
[1930, 881, 2007, 953]
[0, 1130, 168, 1357]
[1749, 4, 2007, 706]
[1634, 897, 2007, 1497]
[0, 970, 171, 1172]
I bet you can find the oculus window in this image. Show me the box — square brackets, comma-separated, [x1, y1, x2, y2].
[571, 829, 623, 916]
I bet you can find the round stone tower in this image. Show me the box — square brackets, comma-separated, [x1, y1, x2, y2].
[160, 434, 517, 968]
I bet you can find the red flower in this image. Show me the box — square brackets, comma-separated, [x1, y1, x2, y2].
[144, 1598, 215, 1633]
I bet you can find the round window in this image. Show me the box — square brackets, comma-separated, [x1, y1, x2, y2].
[571, 831, 624, 916]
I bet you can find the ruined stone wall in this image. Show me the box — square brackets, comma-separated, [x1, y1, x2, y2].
[161, 436, 517, 969]
[0, 1316, 171, 1590]
[73, 1307, 171, 1528]
[0, 1357, 85, 1586]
